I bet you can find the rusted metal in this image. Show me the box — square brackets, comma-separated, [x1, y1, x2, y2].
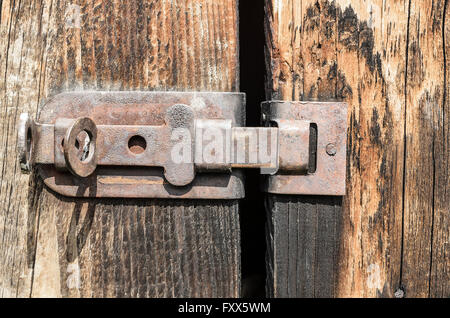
[271, 119, 310, 172]
[262, 101, 348, 196]
[17, 92, 347, 198]
[63, 117, 98, 177]
[19, 91, 246, 199]
[325, 143, 337, 156]
[230, 127, 279, 173]
[18, 113, 35, 173]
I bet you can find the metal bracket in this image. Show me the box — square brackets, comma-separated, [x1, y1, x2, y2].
[261, 101, 348, 196]
[18, 92, 347, 199]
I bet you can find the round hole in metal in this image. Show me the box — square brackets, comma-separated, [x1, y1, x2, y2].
[128, 135, 147, 154]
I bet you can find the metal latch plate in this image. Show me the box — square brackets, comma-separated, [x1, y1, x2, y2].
[262, 101, 348, 196]
[33, 91, 246, 199]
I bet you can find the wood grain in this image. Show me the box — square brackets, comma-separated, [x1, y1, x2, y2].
[430, 0, 449, 298]
[335, 0, 407, 297]
[264, 0, 343, 297]
[0, 0, 240, 297]
[265, 195, 341, 297]
[264, 0, 448, 297]
[403, 0, 448, 297]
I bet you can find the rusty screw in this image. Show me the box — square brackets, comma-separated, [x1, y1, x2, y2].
[394, 288, 405, 298]
[326, 143, 337, 156]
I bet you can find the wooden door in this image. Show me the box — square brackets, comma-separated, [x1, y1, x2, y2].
[264, 0, 448, 297]
[0, 0, 448, 299]
[0, 0, 240, 297]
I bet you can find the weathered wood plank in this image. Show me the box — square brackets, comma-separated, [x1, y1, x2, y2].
[403, 0, 448, 297]
[264, 0, 448, 297]
[265, 195, 341, 297]
[264, 0, 342, 297]
[1, 0, 240, 297]
[429, 0, 449, 298]
[335, 0, 407, 297]
[0, 0, 48, 297]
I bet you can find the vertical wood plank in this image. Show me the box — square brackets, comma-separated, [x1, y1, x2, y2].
[403, 0, 448, 297]
[264, 0, 343, 297]
[265, 194, 341, 297]
[1, 0, 241, 298]
[263, 0, 448, 297]
[335, 0, 407, 297]
[429, 0, 449, 298]
[0, 0, 49, 297]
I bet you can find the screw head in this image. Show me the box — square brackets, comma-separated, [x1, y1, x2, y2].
[326, 143, 337, 156]
[394, 288, 405, 298]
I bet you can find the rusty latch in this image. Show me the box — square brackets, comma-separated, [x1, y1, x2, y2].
[17, 92, 347, 199]
[261, 101, 348, 196]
